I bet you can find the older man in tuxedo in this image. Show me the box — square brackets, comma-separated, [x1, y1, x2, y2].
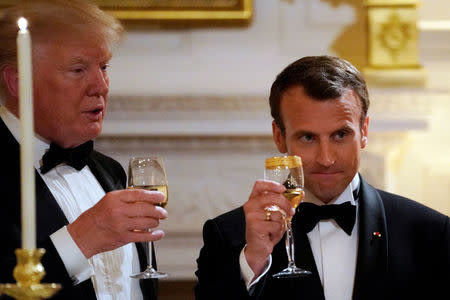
[195, 56, 450, 300]
[0, 1, 166, 299]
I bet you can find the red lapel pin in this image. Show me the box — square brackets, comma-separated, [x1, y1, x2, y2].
[373, 231, 381, 238]
[370, 231, 382, 245]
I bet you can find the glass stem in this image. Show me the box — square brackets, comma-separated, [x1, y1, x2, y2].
[285, 220, 296, 268]
[148, 241, 153, 269]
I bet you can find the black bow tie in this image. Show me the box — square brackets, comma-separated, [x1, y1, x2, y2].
[40, 140, 93, 174]
[296, 201, 356, 236]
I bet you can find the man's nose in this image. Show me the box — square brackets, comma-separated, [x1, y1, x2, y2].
[316, 140, 336, 167]
[88, 68, 109, 97]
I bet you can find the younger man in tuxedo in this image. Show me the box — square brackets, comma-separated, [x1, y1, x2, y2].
[0, 1, 167, 299]
[195, 56, 449, 300]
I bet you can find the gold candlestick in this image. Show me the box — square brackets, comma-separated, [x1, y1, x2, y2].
[0, 249, 61, 300]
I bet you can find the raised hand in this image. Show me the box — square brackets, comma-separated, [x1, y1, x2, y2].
[67, 188, 167, 259]
[243, 179, 294, 277]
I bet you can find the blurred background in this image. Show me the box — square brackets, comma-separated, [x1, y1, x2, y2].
[90, 1, 450, 299]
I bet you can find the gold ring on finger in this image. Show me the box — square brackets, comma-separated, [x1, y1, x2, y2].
[265, 210, 272, 221]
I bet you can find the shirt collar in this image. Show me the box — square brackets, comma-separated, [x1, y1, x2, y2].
[0, 105, 50, 170]
[304, 173, 360, 206]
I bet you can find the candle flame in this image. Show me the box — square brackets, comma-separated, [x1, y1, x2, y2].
[18, 17, 28, 32]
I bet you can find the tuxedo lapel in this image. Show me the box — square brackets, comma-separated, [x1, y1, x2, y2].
[0, 118, 69, 245]
[87, 155, 123, 192]
[35, 173, 69, 244]
[352, 178, 388, 300]
[291, 214, 325, 299]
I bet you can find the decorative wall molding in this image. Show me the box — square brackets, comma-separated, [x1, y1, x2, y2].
[102, 91, 435, 137]
[107, 95, 268, 112]
[418, 20, 450, 31]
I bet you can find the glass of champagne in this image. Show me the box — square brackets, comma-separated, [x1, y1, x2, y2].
[264, 155, 311, 278]
[128, 156, 168, 279]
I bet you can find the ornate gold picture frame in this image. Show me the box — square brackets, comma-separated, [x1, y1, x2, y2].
[99, 0, 252, 25]
[0, 0, 253, 26]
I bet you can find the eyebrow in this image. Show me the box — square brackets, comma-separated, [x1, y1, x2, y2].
[293, 130, 315, 137]
[293, 125, 355, 137]
[67, 52, 112, 65]
[334, 124, 354, 132]
[67, 56, 90, 65]
[330, 125, 356, 137]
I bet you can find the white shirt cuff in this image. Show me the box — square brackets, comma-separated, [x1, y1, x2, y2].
[239, 245, 272, 290]
[50, 226, 93, 284]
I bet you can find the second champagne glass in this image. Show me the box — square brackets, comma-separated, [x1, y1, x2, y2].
[128, 156, 168, 279]
[265, 155, 311, 278]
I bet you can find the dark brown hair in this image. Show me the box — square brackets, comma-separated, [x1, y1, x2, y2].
[269, 55, 369, 133]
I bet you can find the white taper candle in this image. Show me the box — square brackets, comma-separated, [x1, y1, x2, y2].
[17, 17, 36, 249]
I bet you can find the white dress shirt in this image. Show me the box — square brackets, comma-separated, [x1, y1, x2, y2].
[1, 105, 143, 300]
[240, 174, 360, 300]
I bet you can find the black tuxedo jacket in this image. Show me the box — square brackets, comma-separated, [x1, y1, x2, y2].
[195, 175, 450, 300]
[0, 119, 157, 300]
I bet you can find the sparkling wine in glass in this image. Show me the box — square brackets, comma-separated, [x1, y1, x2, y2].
[265, 155, 311, 278]
[128, 156, 168, 279]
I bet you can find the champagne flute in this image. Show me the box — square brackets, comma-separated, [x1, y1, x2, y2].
[264, 155, 311, 278]
[128, 156, 168, 279]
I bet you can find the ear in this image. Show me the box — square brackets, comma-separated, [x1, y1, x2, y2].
[360, 115, 369, 149]
[2, 65, 19, 98]
[272, 120, 287, 153]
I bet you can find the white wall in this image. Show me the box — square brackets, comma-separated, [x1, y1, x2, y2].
[108, 0, 355, 96]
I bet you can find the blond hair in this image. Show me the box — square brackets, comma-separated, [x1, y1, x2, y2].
[0, 0, 124, 100]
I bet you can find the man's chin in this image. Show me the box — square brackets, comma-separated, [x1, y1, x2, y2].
[85, 123, 102, 138]
[307, 185, 344, 204]
[69, 130, 101, 146]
